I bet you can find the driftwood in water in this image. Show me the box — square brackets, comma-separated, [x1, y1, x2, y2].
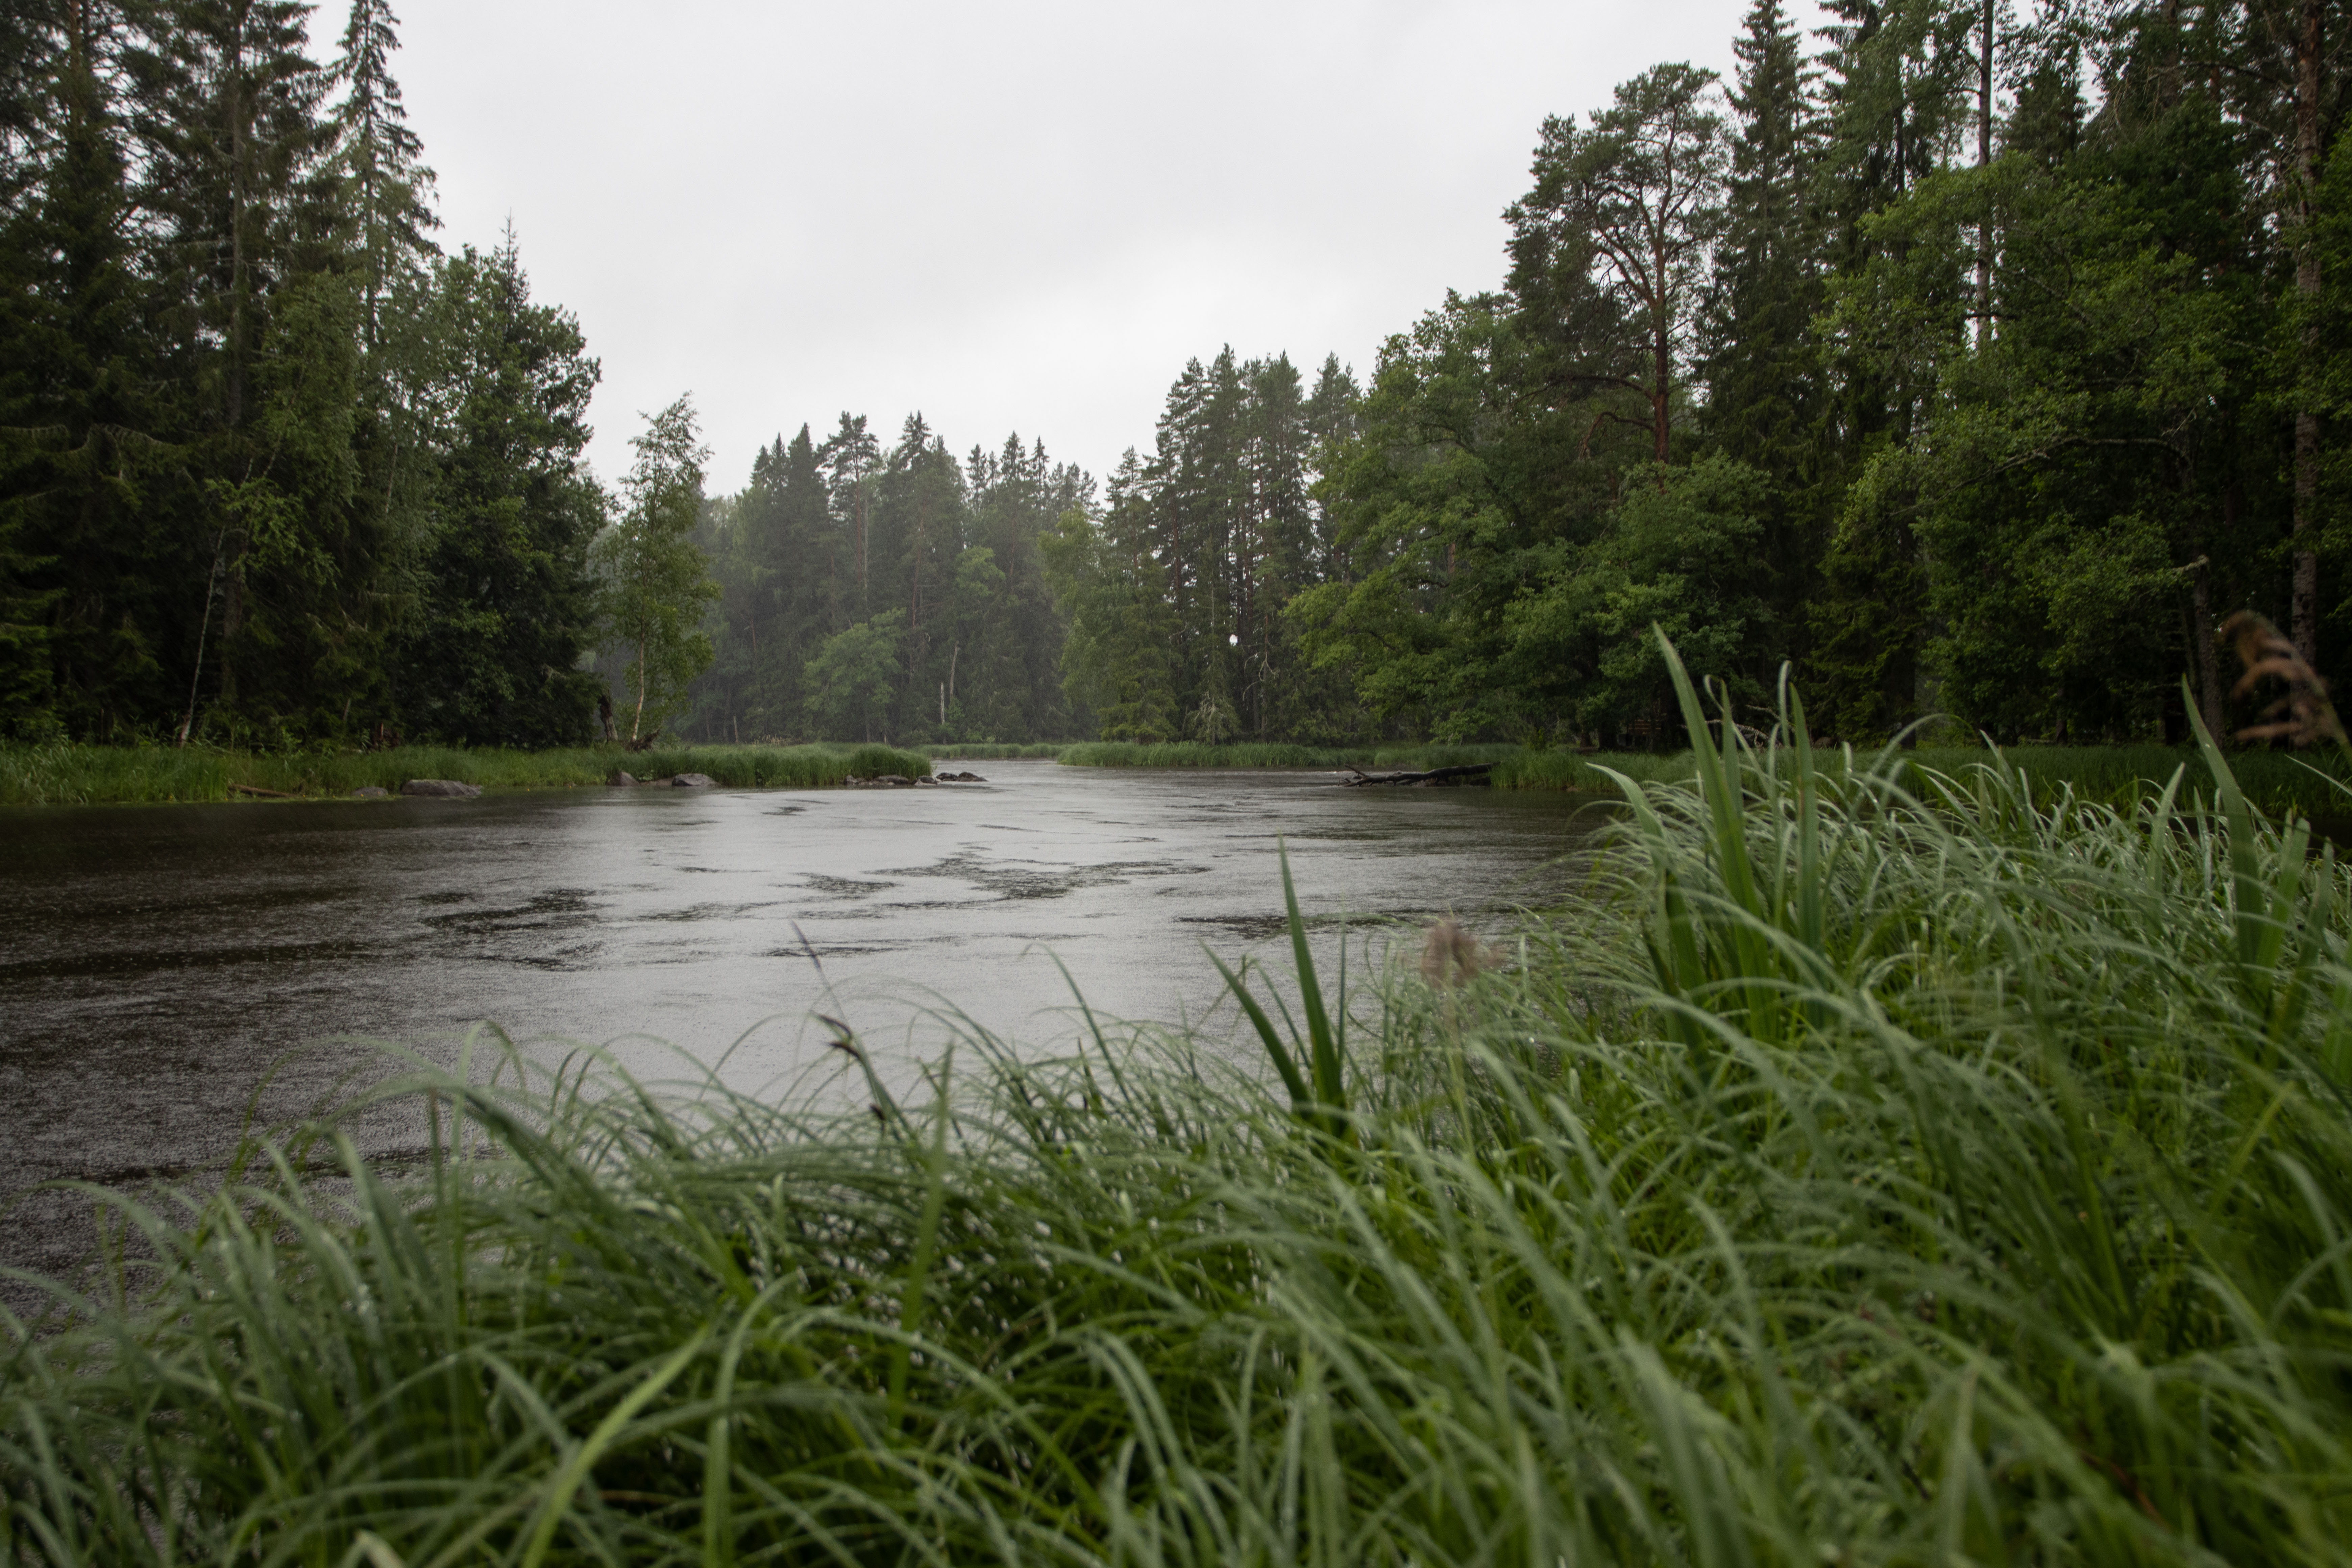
[1339, 762, 1495, 788]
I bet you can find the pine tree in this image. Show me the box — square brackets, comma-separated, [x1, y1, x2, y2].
[1510, 64, 1731, 465]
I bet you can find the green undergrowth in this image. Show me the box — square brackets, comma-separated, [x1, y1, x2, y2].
[921, 743, 1069, 760]
[0, 742, 931, 806]
[6, 643, 2349, 1562]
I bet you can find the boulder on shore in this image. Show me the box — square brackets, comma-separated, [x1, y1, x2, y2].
[671, 772, 715, 788]
[400, 778, 481, 798]
[876, 774, 913, 787]
[351, 785, 389, 798]
[607, 770, 637, 786]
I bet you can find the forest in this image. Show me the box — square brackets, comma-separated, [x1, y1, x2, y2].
[8, 0, 2352, 751]
[1043, 0, 2352, 750]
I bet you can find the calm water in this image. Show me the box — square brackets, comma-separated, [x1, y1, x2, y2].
[0, 762, 1599, 1279]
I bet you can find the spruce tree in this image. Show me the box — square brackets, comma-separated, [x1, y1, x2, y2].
[329, 0, 435, 345]
[386, 239, 605, 746]
[1701, 0, 1829, 684]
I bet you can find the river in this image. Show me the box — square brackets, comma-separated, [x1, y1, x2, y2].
[0, 761, 1601, 1282]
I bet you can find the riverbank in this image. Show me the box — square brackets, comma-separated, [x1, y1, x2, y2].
[5, 676, 2344, 1563]
[0, 741, 931, 806]
[12, 734, 2349, 819]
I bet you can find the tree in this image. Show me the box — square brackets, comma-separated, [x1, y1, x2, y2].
[328, 0, 434, 345]
[386, 239, 606, 745]
[1043, 457, 1179, 740]
[802, 610, 903, 742]
[596, 396, 716, 740]
[1509, 63, 1730, 464]
[817, 413, 880, 619]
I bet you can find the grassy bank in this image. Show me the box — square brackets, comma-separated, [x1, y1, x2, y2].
[6, 661, 2348, 1563]
[0, 741, 931, 806]
[1055, 737, 2352, 818]
[1498, 740, 2352, 816]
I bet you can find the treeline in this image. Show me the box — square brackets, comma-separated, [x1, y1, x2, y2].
[0, 0, 720, 750]
[673, 348, 1365, 749]
[672, 419, 1090, 746]
[1057, 0, 2352, 746]
[18, 0, 2351, 754]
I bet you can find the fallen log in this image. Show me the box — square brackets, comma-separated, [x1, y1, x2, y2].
[1339, 762, 1495, 788]
[228, 783, 299, 799]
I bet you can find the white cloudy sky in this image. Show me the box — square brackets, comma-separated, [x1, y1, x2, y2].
[365, 0, 1825, 491]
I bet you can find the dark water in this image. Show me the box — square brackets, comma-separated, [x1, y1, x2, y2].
[0, 762, 1599, 1280]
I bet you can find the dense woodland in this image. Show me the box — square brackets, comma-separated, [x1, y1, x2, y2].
[1053, 0, 2352, 749]
[9, 0, 2352, 749]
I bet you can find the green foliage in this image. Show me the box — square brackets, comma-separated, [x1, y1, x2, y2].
[595, 397, 717, 741]
[9, 655, 2352, 1561]
[838, 742, 929, 780]
[383, 241, 606, 748]
[0, 1, 617, 750]
[683, 424, 1084, 746]
[800, 611, 905, 744]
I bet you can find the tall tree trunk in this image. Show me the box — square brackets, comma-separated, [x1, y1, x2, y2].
[632, 635, 647, 739]
[2292, 0, 2324, 663]
[1975, 0, 1993, 346]
[1653, 244, 1672, 464]
[2191, 557, 2225, 740]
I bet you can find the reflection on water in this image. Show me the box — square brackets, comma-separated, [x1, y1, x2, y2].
[0, 760, 1601, 1278]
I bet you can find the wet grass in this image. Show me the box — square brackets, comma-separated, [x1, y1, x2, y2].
[0, 741, 932, 806]
[1498, 741, 2352, 817]
[6, 650, 2349, 1562]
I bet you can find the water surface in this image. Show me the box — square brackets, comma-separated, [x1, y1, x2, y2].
[0, 761, 1599, 1278]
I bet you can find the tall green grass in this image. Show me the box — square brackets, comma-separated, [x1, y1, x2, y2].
[6, 651, 2351, 1562]
[1498, 739, 2352, 818]
[0, 742, 930, 806]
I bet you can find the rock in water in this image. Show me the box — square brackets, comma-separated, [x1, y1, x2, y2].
[607, 770, 638, 786]
[671, 773, 715, 788]
[351, 785, 389, 798]
[876, 774, 913, 787]
[399, 778, 482, 798]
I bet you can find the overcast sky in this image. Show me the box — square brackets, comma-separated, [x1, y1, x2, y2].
[367, 0, 1826, 493]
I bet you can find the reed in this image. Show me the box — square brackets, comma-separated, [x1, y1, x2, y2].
[0, 742, 931, 806]
[5, 642, 2348, 1563]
